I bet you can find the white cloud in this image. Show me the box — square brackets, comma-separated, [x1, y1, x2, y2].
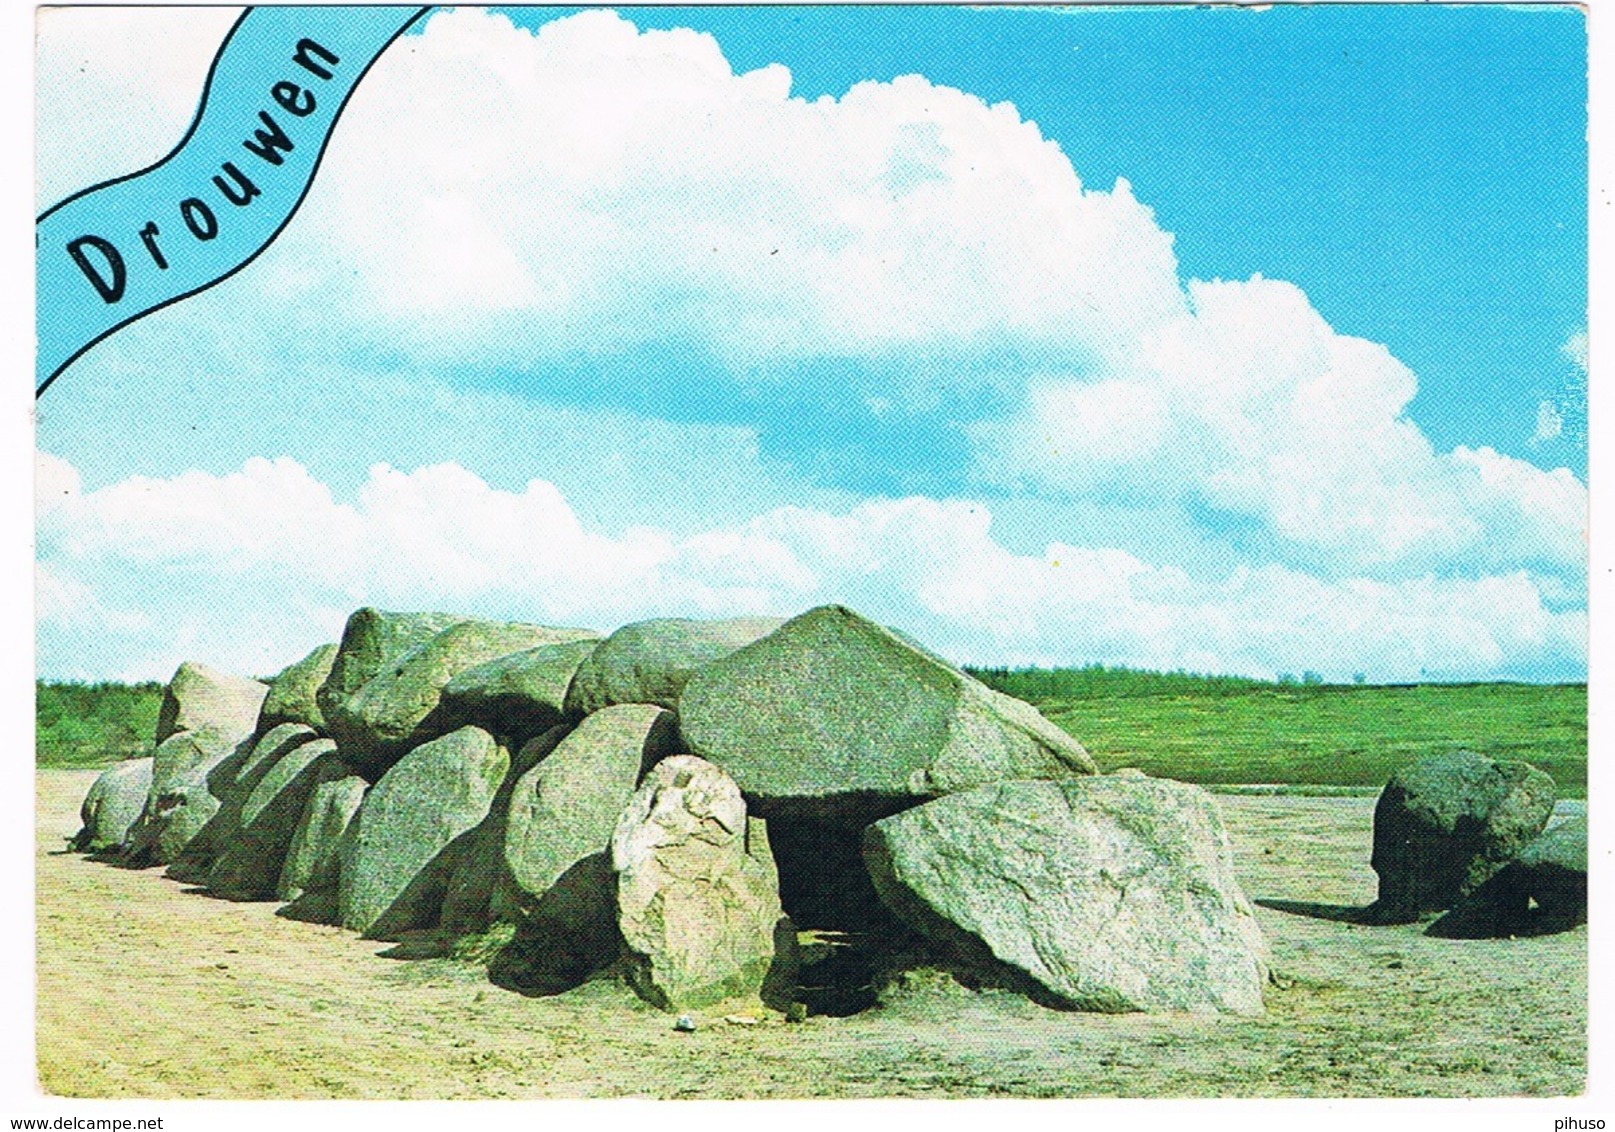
[37, 452, 1585, 683]
[976, 277, 1586, 577]
[1563, 329, 1587, 374]
[32, 9, 1587, 680]
[1534, 400, 1565, 442]
[259, 8, 1186, 377]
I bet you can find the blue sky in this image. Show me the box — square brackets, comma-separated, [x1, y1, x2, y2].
[34, 5, 1588, 683]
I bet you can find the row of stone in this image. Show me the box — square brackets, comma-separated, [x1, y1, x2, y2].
[73, 603, 1274, 1016]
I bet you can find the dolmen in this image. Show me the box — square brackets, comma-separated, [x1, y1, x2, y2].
[70, 603, 1272, 1018]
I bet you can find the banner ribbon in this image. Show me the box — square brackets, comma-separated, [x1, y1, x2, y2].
[36, 6, 428, 395]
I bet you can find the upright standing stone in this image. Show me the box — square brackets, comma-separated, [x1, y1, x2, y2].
[337, 726, 508, 938]
[207, 738, 345, 900]
[863, 775, 1270, 1015]
[564, 617, 784, 716]
[440, 724, 571, 935]
[679, 605, 1094, 824]
[125, 728, 243, 866]
[166, 723, 315, 883]
[71, 757, 153, 853]
[613, 755, 787, 1012]
[501, 706, 680, 935]
[278, 768, 367, 904]
[1370, 750, 1556, 922]
[154, 662, 268, 745]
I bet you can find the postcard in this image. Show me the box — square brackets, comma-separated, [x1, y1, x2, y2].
[27, 2, 1592, 1113]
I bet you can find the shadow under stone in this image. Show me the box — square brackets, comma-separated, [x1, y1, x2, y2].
[1256, 898, 1378, 924]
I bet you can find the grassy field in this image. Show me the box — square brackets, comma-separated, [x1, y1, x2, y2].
[969, 668, 1587, 800]
[37, 672, 1587, 798]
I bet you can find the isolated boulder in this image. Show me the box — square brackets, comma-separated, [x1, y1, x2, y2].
[1370, 750, 1556, 922]
[338, 726, 508, 938]
[613, 755, 788, 1011]
[207, 738, 344, 900]
[439, 640, 601, 738]
[259, 643, 339, 732]
[126, 728, 243, 865]
[679, 605, 1095, 823]
[315, 608, 467, 740]
[564, 617, 783, 716]
[328, 619, 596, 777]
[72, 757, 153, 853]
[154, 662, 268, 745]
[278, 767, 367, 904]
[863, 775, 1270, 1015]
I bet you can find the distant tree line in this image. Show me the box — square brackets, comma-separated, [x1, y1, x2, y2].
[36, 680, 164, 768]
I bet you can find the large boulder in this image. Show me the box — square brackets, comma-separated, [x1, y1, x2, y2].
[1370, 750, 1556, 922]
[439, 640, 601, 739]
[679, 605, 1095, 823]
[613, 755, 788, 1012]
[1438, 814, 1588, 936]
[207, 738, 345, 900]
[166, 723, 316, 883]
[862, 775, 1270, 1015]
[497, 706, 680, 983]
[439, 724, 571, 934]
[278, 767, 367, 904]
[125, 728, 243, 866]
[564, 617, 783, 716]
[314, 608, 468, 741]
[154, 662, 268, 745]
[337, 726, 508, 938]
[327, 619, 597, 777]
[258, 643, 339, 732]
[71, 757, 153, 853]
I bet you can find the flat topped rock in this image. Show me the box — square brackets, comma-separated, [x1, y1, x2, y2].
[863, 775, 1270, 1016]
[259, 643, 339, 732]
[439, 639, 601, 739]
[315, 608, 469, 736]
[1370, 750, 1556, 922]
[678, 605, 1095, 823]
[564, 616, 785, 716]
[329, 619, 598, 777]
[155, 662, 268, 746]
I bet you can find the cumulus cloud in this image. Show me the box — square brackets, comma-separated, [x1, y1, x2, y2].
[33, 8, 1587, 680]
[37, 452, 1585, 683]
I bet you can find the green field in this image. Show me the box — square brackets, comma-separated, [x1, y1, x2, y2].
[971, 668, 1587, 799]
[37, 671, 1587, 798]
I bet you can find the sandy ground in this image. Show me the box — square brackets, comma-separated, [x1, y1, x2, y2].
[35, 768, 1586, 1099]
